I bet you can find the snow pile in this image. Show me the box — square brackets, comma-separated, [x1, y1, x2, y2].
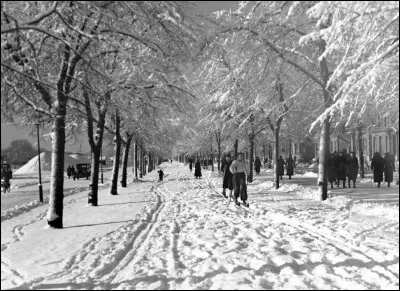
[296, 162, 311, 168]
[360, 178, 373, 183]
[300, 171, 319, 178]
[264, 168, 275, 173]
[14, 152, 91, 174]
[253, 181, 274, 191]
[308, 163, 316, 168]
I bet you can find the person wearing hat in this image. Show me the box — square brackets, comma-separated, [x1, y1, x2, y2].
[221, 153, 234, 198]
[230, 152, 250, 207]
[371, 152, 384, 187]
[346, 151, 359, 188]
[383, 152, 395, 187]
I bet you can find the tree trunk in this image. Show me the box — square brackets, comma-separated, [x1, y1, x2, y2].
[47, 109, 66, 228]
[88, 145, 100, 205]
[121, 135, 133, 187]
[148, 153, 153, 173]
[249, 132, 254, 183]
[357, 125, 365, 178]
[217, 137, 221, 171]
[274, 129, 280, 189]
[134, 140, 138, 179]
[109, 111, 121, 195]
[234, 139, 238, 159]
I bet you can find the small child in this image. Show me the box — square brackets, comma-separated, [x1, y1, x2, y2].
[158, 169, 164, 181]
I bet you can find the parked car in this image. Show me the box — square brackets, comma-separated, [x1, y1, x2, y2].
[73, 163, 91, 180]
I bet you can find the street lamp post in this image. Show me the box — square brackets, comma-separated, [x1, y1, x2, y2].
[36, 123, 43, 202]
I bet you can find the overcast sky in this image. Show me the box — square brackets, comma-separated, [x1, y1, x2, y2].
[1, 1, 239, 153]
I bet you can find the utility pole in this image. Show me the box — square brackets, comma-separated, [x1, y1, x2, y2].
[36, 123, 43, 202]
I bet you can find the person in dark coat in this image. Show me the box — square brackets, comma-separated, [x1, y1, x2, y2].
[221, 153, 233, 198]
[188, 158, 193, 172]
[194, 159, 202, 179]
[327, 153, 337, 189]
[158, 168, 164, 181]
[346, 152, 359, 188]
[371, 152, 384, 187]
[286, 154, 295, 179]
[383, 152, 395, 187]
[336, 151, 347, 188]
[277, 155, 285, 180]
[254, 156, 262, 175]
[67, 165, 72, 179]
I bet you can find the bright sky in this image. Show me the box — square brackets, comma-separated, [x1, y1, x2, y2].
[1, 1, 239, 153]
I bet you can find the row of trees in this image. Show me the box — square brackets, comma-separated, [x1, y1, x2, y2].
[1, 2, 398, 228]
[1, 139, 40, 165]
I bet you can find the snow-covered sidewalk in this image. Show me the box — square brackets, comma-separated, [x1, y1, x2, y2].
[1, 162, 399, 290]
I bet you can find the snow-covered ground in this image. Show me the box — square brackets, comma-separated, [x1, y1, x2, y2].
[1, 162, 398, 290]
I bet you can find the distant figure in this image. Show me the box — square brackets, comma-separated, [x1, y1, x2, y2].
[194, 159, 202, 179]
[371, 152, 384, 187]
[383, 152, 395, 187]
[293, 156, 297, 166]
[286, 154, 295, 180]
[346, 152, 359, 188]
[337, 151, 347, 188]
[158, 168, 164, 181]
[327, 153, 337, 189]
[67, 165, 72, 179]
[189, 158, 193, 172]
[254, 156, 262, 175]
[277, 156, 285, 180]
[70, 166, 76, 180]
[221, 153, 233, 198]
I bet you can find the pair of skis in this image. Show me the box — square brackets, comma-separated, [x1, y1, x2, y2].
[226, 193, 249, 207]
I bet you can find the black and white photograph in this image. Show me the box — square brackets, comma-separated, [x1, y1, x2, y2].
[1, 1, 399, 290]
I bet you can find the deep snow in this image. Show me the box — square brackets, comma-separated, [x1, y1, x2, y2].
[1, 162, 398, 290]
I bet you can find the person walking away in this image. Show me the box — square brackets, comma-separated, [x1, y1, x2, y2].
[189, 158, 193, 172]
[230, 152, 250, 207]
[277, 155, 285, 180]
[383, 152, 395, 187]
[158, 168, 164, 181]
[221, 153, 234, 198]
[337, 151, 347, 188]
[254, 156, 262, 175]
[71, 165, 76, 180]
[67, 165, 72, 179]
[286, 154, 295, 180]
[194, 159, 202, 179]
[327, 153, 337, 189]
[346, 152, 359, 188]
[371, 152, 384, 187]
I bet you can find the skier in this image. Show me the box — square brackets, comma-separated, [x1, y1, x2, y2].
[383, 152, 395, 187]
[221, 153, 233, 198]
[277, 155, 285, 180]
[286, 154, 295, 180]
[230, 152, 249, 207]
[158, 168, 164, 181]
[371, 152, 384, 188]
[346, 152, 359, 188]
[254, 156, 262, 175]
[327, 153, 337, 189]
[194, 159, 202, 179]
[337, 150, 347, 188]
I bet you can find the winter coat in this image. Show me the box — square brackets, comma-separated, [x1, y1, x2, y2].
[371, 156, 384, 183]
[277, 158, 285, 176]
[189, 161, 193, 171]
[327, 156, 337, 183]
[222, 160, 233, 189]
[346, 156, 359, 181]
[67, 167, 72, 176]
[254, 158, 262, 173]
[336, 155, 347, 181]
[194, 161, 202, 177]
[383, 155, 395, 183]
[286, 158, 295, 176]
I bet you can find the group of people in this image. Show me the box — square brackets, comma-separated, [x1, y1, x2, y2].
[276, 154, 296, 180]
[188, 158, 203, 179]
[66, 165, 76, 179]
[327, 150, 395, 188]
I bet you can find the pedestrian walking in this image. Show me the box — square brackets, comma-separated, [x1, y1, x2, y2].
[337, 151, 347, 188]
[277, 155, 285, 180]
[371, 152, 384, 187]
[286, 154, 295, 179]
[67, 165, 72, 179]
[383, 152, 395, 187]
[194, 159, 202, 179]
[230, 152, 249, 207]
[327, 153, 337, 189]
[221, 153, 233, 198]
[346, 152, 359, 188]
[333, 151, 340, 187]
[254, 156, 262, 175]
[188, 158, 193, 172]
[158, 168, 164, 181]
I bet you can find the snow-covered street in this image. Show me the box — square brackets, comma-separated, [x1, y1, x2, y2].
[1, 162, 398, 290]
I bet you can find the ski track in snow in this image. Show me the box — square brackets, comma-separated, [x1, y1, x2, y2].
[2, 163, 399, 290]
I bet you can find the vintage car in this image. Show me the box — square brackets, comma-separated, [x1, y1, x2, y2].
[73, 163, 91, 180]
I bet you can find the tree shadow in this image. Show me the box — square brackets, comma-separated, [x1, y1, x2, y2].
[63, 219, 135, 229]
[97, 201, 146, 206]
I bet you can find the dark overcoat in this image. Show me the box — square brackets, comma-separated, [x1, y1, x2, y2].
[254, 158, 262, 173]
[222, 160, 233, 189]
[383, 156, 395, 183]
[194, 161, 202, 177]
[346, 157, 359, 181]
[277, 158, 285, 176]
[371, 156, 384, 183]
[286, 158, 295, 176]
[336, 155, 347, 181]
[327, 156, 337, 183]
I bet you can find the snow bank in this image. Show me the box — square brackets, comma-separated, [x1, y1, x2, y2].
[15, 152, 92, 174]
[300, 171, 318, 178]
[308, 163, 316, 168]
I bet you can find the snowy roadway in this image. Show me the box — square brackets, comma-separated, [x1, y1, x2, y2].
[1, 162, 398, 290]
